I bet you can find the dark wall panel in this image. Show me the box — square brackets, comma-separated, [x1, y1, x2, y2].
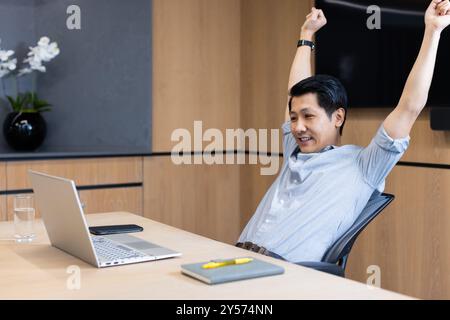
[0, 0, 152, 151]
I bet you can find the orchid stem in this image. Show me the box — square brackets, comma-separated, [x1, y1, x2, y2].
[1, 78, 6, 96]
[32, 72, 37, 103]
[14, 75, 18, 97]
[32, 72, 36, 94]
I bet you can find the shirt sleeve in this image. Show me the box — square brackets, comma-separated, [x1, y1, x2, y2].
[281, 120, 299, 160]
[358, 124, 410, 192]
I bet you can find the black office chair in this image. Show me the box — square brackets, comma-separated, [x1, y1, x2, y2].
[295, 192, 395, 277]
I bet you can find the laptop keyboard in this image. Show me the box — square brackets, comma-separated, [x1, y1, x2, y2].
[92, 236, 148, 261]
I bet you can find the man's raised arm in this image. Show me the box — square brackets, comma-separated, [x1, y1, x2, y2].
[383, 0, 450, 139]
[285, 7, 327, 122]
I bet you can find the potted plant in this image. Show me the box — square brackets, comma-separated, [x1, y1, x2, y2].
[0, 36, 60, 151]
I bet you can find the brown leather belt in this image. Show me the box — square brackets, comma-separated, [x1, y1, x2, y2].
[236, 241, 272, 256]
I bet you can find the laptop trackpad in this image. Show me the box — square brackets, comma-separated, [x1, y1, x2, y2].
[103, 234, 176, 256]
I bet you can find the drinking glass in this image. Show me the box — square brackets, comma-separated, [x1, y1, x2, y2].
[13, 194, 36, 243]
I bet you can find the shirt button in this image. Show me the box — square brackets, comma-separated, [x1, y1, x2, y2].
[279, 199, 284, 204]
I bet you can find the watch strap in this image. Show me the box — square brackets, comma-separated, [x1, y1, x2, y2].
[297, 39, 315, 50]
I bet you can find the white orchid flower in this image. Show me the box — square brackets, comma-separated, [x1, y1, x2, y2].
[18, 36, 59, 75]
[37, 36, 50, 47]
[31, 61, 46, 72]
[48, 42, 60, 57]
[23, 56, 45, 72]
[0, 41, 16, 78]
[33, 37, 60, 62]
[0, 49, 14, 62]
[6, 58, 17, 70]
[0, 58, 16, 71]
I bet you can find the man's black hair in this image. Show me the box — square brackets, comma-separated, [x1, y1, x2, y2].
[288, 74, 348, 135]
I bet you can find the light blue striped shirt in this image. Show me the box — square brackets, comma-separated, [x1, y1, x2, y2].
[238, 120, 410, 262]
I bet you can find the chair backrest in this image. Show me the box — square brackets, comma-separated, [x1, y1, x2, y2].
[321, 192, 395, 269]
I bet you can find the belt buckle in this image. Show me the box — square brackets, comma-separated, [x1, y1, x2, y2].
[241, 242, 269, 256]
[253, 244, 267, 255]
[258, 247, 268, 255]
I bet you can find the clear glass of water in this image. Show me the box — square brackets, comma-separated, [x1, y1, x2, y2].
[13, 194, 36, 243]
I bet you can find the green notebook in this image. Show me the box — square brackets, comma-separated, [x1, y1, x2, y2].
[181, 257, 285, 285]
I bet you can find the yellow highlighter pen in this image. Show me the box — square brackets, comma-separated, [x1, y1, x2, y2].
[202, 257, 253, 269]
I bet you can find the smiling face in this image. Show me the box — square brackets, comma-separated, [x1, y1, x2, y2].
[289, 93, 345, 153]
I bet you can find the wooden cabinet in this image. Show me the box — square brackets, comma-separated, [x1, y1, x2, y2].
[0, 196, 6, 222]
[0, 157, 143, 221]
[0, 163, 5, 192]
[6, 157, 142, 190]
[79, 187, 142, 216]
[5, 187, 143, 220]
[346, 165, 450, 299]
[0, 163, 6, 221]
[143, 156, 241, 245]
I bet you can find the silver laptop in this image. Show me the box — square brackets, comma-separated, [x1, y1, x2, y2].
[28, 170, 181, 268]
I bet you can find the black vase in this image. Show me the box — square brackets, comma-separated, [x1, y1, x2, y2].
[3, 112, 47, 151]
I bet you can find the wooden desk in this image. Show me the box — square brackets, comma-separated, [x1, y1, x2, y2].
[0, 212, 413, 299]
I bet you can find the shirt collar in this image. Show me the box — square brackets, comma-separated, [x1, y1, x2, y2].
[292, 145, 335, 159]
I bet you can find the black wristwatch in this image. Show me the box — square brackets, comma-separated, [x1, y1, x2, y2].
[297, 39, 315, 50]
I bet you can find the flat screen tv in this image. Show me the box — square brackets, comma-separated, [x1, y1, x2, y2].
[315, 0, 450, 109]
